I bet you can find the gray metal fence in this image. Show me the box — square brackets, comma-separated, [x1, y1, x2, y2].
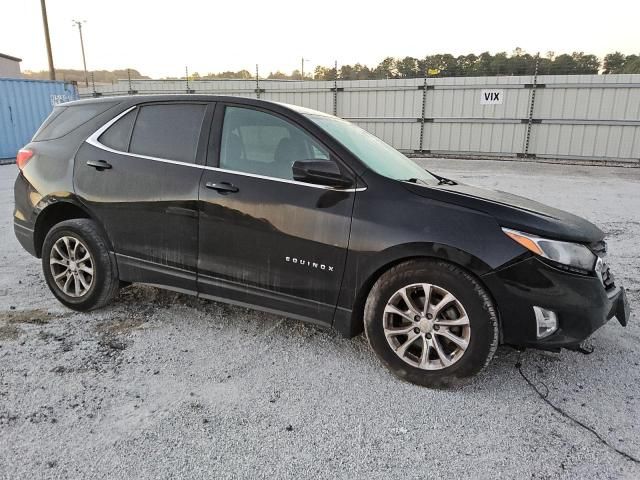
[80, 74, 640, 164]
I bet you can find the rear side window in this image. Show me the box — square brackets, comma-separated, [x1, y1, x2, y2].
[98, 110, 137, 152]
[129, 104, 206, 163]
[34, 102, 117, 141]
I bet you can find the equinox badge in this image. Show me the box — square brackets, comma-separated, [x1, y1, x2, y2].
[285, 256, 334, 272]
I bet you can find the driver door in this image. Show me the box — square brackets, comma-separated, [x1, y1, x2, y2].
[197, 104, 357, 326]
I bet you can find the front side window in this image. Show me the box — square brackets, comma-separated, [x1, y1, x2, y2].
[128, 104, 206, 164]
[219, 106, 330, 180]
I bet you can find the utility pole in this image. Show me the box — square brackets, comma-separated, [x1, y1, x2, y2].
[301, 57, 310, 80]
[72, 20, 89, 87]
[255, 64, 261, 99]
[40, 0, 55, 80]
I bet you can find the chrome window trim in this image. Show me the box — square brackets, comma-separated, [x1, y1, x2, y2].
[202, 166, 366, 191]
[85, 105, 366, 193]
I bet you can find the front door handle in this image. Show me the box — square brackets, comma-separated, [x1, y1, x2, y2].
[205, 181, 239, 193]
[86, 160, 112, 171]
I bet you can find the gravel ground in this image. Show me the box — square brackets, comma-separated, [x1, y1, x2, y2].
[0, 158, 638, 479]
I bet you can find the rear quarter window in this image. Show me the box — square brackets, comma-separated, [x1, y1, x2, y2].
[33, 102, 117, 141]
[98, 110, 137, 152]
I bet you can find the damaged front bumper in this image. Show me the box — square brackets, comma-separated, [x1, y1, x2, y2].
[482, 256, 631, 351]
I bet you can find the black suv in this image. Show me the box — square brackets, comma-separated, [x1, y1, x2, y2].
[13, 95, 630, 387]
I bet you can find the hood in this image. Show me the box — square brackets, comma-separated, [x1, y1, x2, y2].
[403, 182, 604, 244]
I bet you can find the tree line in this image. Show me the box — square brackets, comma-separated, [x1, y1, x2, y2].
[192, 50, 640, 80]
[303, 50, 640, 80]
[23, 50, 640, 83]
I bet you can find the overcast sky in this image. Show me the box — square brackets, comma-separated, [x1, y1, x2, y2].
[1, 0, 638, 78]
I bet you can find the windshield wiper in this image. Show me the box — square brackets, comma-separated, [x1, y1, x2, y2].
[403, 174, 457, 186]
[437, 178, 457, 186]
[426, 170, 457, 186]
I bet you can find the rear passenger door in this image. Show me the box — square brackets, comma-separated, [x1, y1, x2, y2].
[74, 102, 213, 292]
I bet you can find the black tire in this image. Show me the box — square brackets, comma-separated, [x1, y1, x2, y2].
[364, 259, 499, 388]
[41, 219, 120, 311]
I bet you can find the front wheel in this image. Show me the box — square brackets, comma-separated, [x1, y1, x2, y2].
[42, 219, 120, 311]
[364, 259, 499, 388]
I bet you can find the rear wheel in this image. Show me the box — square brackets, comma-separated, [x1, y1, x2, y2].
[42, 219, 120, 311]
[364, 259, 498, 388]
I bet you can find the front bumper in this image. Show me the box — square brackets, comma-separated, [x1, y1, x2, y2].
[482, 256, 630, 350]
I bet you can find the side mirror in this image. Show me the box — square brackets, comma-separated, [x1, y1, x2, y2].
[292, 159, 353, 188]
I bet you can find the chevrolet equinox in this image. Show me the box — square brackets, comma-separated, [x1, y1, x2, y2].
[13, 95, 630, 387]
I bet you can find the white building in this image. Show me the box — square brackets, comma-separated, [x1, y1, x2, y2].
[0, 53, 22, 78]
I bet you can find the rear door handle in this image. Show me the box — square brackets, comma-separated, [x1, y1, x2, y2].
[86, 160, 112, 171]
[205, 181, 239, 193]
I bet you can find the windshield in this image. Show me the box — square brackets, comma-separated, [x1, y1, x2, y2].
[306, 114, 438, 185]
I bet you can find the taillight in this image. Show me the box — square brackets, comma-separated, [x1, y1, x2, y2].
[16, 149, 34, 170]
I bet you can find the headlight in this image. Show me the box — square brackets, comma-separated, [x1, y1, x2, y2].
[502, 227, 597, 273]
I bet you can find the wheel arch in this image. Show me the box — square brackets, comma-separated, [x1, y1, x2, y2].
[340, 243, 502, 341]
[33, 199, 112, 258]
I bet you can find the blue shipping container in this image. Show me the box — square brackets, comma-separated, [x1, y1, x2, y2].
[0, 78, 78, 160]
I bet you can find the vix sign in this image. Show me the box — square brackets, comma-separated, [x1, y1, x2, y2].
[480, 89, 504, 105]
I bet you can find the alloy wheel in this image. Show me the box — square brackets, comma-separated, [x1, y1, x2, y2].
[49, 235, 94, 298]
[383, 283, 470, 370]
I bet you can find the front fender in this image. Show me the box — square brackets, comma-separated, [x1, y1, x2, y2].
[372, 242, 495, 277]
[332, 241, 499, 338]
[332, 173, 527, 337]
